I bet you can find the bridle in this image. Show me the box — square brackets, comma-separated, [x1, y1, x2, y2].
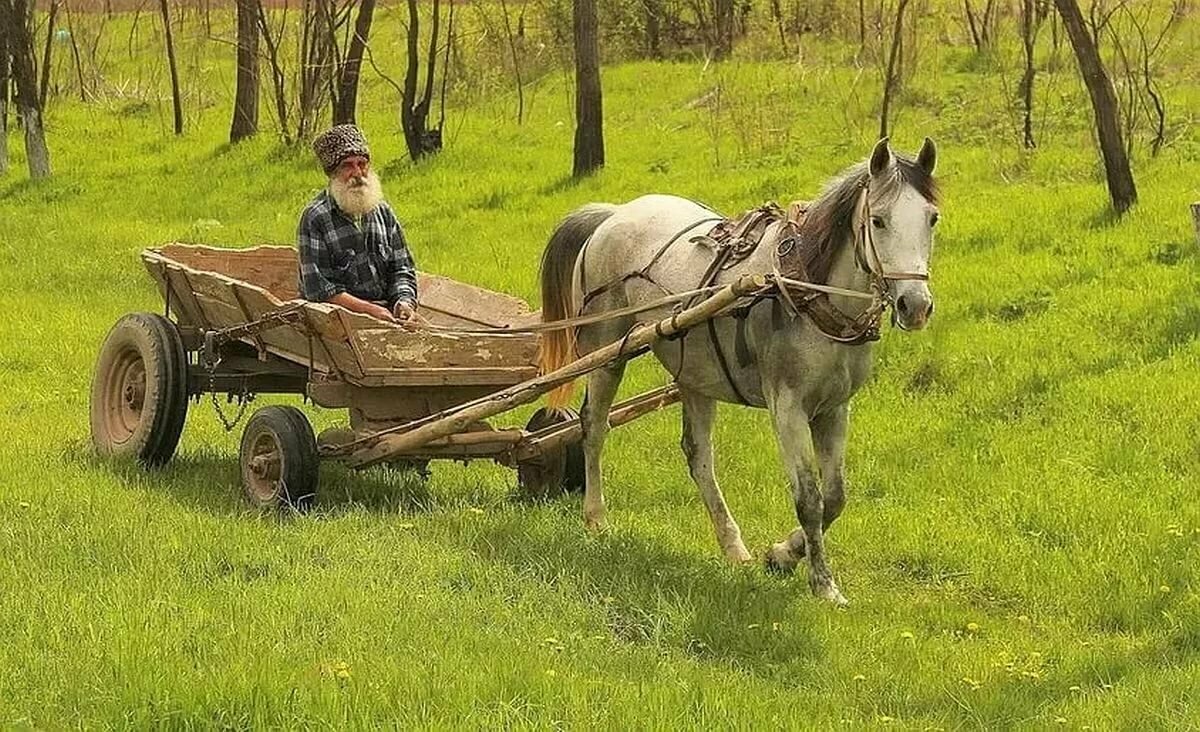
[852, 176, 931, 307]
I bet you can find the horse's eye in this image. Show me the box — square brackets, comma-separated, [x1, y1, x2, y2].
[871, 216, 885, 230]
[930, 212, 940, 227]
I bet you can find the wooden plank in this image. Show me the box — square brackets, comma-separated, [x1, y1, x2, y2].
[300, 306, 365, 380]
[515, 384, 681, 461]
[416, 272, 534, 327]
[347, 322, 538, 376]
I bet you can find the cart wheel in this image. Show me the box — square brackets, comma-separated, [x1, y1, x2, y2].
[240, 406, 318, 512]
[518, 406, 584, 499]
[90, 312, 189, 468]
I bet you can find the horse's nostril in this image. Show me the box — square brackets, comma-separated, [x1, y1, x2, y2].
[897, 297, 910, 316]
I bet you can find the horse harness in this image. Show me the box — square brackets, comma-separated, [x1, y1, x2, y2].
[577, 180, 930, 404]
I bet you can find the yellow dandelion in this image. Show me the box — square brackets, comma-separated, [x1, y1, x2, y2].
[900, 631, 915, 640]
[1054, 717, 1067, 724]
[468, 507, 485, 515]
[1160, 585, 1172, 594]
[966, 622, 980, 633]
[1017, 615, 1030, 623]
[852, 674, 867, 682]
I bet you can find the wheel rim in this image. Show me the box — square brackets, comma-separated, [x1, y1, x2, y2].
[245, 431, 284, 504]
[99, 345, 148, 445]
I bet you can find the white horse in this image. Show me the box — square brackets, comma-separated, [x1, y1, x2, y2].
[538, 138, 940, 604]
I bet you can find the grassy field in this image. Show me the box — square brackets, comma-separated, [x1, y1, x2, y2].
[2, 5, 1200, 727]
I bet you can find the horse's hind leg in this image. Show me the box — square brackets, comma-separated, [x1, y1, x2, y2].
[680, 388, 752, 563]
[580, 362, 625, 532]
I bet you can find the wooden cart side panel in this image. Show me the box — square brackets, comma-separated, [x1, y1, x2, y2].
[148, 244, 540, 329]
[345, 317, 540, 376]
[141, 254, 208, 330]
[299, 305, 366, 380]
[157, 243, 301, 301]
[416, 273, 536, 328]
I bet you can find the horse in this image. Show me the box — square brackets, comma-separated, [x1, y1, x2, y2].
[537, 138, 940, 605]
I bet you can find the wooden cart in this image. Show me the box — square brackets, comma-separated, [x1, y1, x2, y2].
[89, 244, 745, 510]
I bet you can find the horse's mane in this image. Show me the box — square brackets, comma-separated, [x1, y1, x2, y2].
[798, 155, 939, 284]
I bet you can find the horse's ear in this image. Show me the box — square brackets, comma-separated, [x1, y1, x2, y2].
[869, 137, 892, 177]
[917, 137, 937, 174]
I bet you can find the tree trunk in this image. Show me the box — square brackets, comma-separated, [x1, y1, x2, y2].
[644, 0, 661, 58]
[1191, 202, 1200, 249]
[1053, 0, 1137, 214]
[3, 0, 51, 177]
[400, 0, 442, 161]
[332, 0, 375, 125]
[713, 0, 733, 59]
[38, 0, 60, 110]
[879, 0, 910, 140]
[230, 0, 259, 142]
[256, 0, 290, 144]
[1019, 0, 1037, 148]
[0, 17, 9, 175]
[572, 0, 603, 177]
[158, 0, 183, 135]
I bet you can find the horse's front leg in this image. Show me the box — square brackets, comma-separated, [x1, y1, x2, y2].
[766, 404, 850, 571]
[579, 362, 625, 532]
[680, 387, 752, 563]
[764, 387, 848, 605]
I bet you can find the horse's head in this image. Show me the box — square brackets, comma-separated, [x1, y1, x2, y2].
[863, 137, 939, 331]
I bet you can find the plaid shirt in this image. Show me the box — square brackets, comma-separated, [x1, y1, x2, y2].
[297, 190, 418, 308]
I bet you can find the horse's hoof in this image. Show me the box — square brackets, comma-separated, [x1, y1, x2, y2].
[725, 544, 753, 564]
[764, 543, 800, 575]
[812, 581, 849, 607]
[584, 516, 608, 534]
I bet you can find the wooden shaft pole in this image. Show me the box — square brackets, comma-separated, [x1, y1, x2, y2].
[344, 275, 764, 468]
[514, 383, 681, 462]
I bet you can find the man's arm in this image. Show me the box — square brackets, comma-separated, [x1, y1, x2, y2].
[384, 213, 419, 311]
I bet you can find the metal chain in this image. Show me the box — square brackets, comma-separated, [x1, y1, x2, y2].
[205, 361, 254, 432]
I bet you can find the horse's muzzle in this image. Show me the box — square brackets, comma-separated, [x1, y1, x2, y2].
[893, 285, 934, 331]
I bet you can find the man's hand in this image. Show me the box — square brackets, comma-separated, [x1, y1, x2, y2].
[328, 292, 394, 321]
[393, 301, 417, 322]
[367, 303, 396, 322]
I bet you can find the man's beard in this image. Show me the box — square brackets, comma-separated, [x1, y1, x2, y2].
[330, 170, 384, 217]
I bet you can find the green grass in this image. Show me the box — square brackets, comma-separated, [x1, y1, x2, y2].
[3, 7, 1200, 727]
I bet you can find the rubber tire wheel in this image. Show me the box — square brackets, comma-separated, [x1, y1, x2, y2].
[518, 406, 585, 499]
[239, 405, 318, 512]
[90, 312, 189, 468]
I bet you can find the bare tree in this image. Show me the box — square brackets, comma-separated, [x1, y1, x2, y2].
[1054, 0, 1136, 214]
[714, 0, 733, 58]
[38, 0, 61, 109]
[1100, 2, 1180, 158]
[0, 18, 8, 174]
[332, 0, 376, 125]
[497, 0, 526, 124]
[158, 0, 183, 134]
[573, 0, 603, 176]
[0, 0, 51, 177]
[400, 0, 448, 161]
[963, 0, 998, 51]
[257, 0, 291, 143]
[1018, 0, 1050, 148]
[878, 0, 910, 140]
[230, 0, 259, 142]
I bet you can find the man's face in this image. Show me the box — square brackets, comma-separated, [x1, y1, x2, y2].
[334, 156, 370, 186]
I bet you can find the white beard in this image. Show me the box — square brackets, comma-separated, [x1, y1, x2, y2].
[330, 170, 384, 217]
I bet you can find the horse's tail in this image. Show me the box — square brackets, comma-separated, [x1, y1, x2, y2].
[539, 203, 618, 409]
